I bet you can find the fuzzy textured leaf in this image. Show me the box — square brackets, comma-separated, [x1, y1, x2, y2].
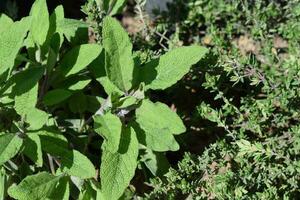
[0, 17, 31, 75]
[0, 14, 13, 34]
[39, 130, 96, 179]
[8, 172, 61, 200]
[100, 127, 138, 200]
[60, 44, 102, 76]
[23, 133, 43, 167]
[0, 133, 23, 166]
[103, 17, 134, 92]
[135, 99, 181, 151]
[94, 112, 122, 153]
[29, 0, 49, 45]
[141, 46, 208, 90]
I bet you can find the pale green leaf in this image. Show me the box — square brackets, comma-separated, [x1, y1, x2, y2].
[0, 14, 13, 34]
[8, 172, 61, 200]
[60, 44, 102, 76]
[100, 127, 138, 200]
[135, 99, 181, 151]
[14, 84, 48, 130]
[23, 132, 43, 167]
[0, 17, 31, 75]
[141, 46, 208, 90]
[30, 0, 49, 45]
[0, 134, 23, 166]
[94, 112, 122, 153]
[26, 109, 48, 130]
[103, 16, 134, 92]
[43, 89, 72, 106]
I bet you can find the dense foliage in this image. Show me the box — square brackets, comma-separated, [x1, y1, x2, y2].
[1, 0, 300, 199]
[0, 0, 207, 199]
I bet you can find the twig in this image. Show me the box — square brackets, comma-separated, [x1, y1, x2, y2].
[47, 154, 55, 175]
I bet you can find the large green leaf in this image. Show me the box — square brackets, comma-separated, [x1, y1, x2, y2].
[94, 112, 122, 153]
[135, 99, 183, 151]
[8, 172, 62, 200]
[103, 17, 134, 92]
[140, 46, 208, 90]
[100, 126, 138, 200]
[0, 133, 23, 166]
[29, 0, 49, 45]
[14, 84, 48, 130]
[39, 130, 96, 179]
[0, 17, 31, 75]
[60, 44, 102, 76]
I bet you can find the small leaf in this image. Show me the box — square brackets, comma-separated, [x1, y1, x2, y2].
[8, 172, 61, 200]
[97, 77, 124, 96]
[141, 147, 170, 176]
[39, 130, 96, 179]
[103, 16, 134, 92]
[94, 112, 122, 153]
[43, 89, 72, 106]
[14, 84, 48, 129]
[140, 46, 208, 90]
[60, 44, 102, 76]
[0, 133, 23, 166]
[68, 80, 90, 90]
[29, 0, 50, 45]
[23, 132, 43, 167]
[0, 17, 31, 75]
[100, 126, 138, 200]
[135, 99, 182, 151]
[57, 19, 89, 44]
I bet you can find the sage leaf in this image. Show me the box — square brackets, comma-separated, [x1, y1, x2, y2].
[94, 112, 122, 153]
[103, 16, 134, 92]
[39, 130, 96, 179]
[100, 127, 138, 200]
[135, 99, 182, 151]
[29, 0, 49, 45]
[141, 46, 208, 90]
[60, 44, 102, 76]
[0, 133, 23, 166]
[23, 133, 43, 167]
[0, 14, 13, 34]
[8, 172, 62, 200]
[0, 17, 31, 75]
